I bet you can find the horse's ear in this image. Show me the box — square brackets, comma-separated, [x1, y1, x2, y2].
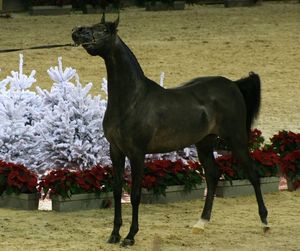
[107, 12, 119, 34]
[114, 12, 120, 29]
[100, 12, 105, 24]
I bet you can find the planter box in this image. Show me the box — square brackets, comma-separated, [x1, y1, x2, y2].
[286, 179, 300, 192]
[216, 177, 280, 198]
[287, 179, 294, 191]
[29, 5, 72, 16]
[0, 193, 39, 210]
[224, 0, 256, 7]
[197, 0, 224, 4]
[51, 192, 113, 212]
[85, 4, 118, 14]
[145, 1, 185, 11]
[1, 0, 27, 12]
[141, 184, 205, 204]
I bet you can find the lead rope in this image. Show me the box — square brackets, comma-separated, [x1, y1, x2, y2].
[0, 43, 76, 53]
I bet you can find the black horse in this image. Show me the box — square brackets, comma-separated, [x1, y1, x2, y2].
[72, 14, 269, 246]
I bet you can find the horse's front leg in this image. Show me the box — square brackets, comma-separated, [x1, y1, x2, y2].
[108, 145, 125, 244]
[121, 154, 145, 247]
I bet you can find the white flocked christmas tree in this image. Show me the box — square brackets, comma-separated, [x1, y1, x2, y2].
[0, 54, 41, 167]
[0, 55, 111, 172]
[33, 57, 110, 171]
[0, 55, 198, 174]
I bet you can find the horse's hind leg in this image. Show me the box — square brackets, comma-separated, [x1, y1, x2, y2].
[193, 135, 220, 233]
[228, 133, 269, 232]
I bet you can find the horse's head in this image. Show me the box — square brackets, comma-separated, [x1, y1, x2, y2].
[72, 13, 119, 57]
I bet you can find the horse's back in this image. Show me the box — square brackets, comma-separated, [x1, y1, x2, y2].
[170, 76, 232, 91]
[167, 76, 238, 101]
[164, 75, 246, 125]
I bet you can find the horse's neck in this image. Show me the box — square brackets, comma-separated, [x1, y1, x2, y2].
[104, 37, 146, 106]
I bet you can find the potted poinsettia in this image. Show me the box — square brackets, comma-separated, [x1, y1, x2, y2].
[214, 129, 261, 181]
[280, 150, 300, 190]
[130, 159, 205, 204]
[248, 128, 265, 151]
[270, 130, 300, 190]
[215, 148, 280, 197]
[0, 160, 39, 210]
[214, 128, 265, 155]
[251, 149, 280, 177]
[38, 165, 114, 211]
[215, 154, 245, 182]
[270, 130, 300, 157]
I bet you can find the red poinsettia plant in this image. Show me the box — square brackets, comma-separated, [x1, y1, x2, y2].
[129, 159, 204, 196]
[215, 154, 246, 181]
[248, 128, 265, 151]
[0, 161, 38, 195]
[270, 130, 300, 157]
[38, 165, 113, 199]
[280, 150, 300, 189]
[269, 130, 300, 189]
[216, 129, 282, 182]
[216, 148, 280, 182]
[251, 149, 280, 177]
[215, 128, 265, 153]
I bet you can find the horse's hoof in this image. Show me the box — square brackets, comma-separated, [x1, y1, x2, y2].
[261, 222, 271, 234]
[192, 226, 204, 234]
[107, 234, 121, 244]
[263, 226, 271, 233]
[192, 218, 208, 234]
[120, 238, 135, 247]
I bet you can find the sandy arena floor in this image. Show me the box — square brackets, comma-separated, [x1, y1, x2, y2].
[0, 2, 300, 251]
[0, 2, 299, 139]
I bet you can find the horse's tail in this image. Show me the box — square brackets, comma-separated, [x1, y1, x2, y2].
[235, 72, 261, 135]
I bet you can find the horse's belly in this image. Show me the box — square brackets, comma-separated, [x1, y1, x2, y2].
[146, 107, 214, 153]
[146, 128, 206, 154]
